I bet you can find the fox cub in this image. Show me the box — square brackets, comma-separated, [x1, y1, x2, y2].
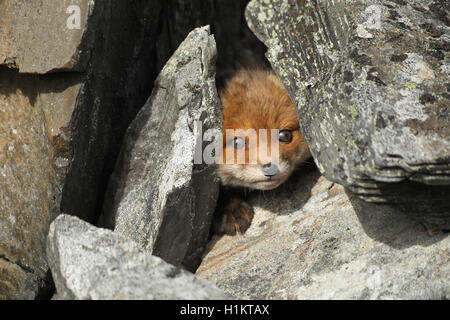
[214, 69, 311, 235]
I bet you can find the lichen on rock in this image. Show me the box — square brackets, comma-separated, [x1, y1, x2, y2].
[246, 0, 450, 218]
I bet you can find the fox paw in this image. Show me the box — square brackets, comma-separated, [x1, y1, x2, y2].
[213, 197, 255, 235]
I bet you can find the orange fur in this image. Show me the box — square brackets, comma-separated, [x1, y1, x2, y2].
[217, 69, 310, 190]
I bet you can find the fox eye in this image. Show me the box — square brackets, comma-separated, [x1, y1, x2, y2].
[230, 137, 246, 150]
[278, 130, 293, 143]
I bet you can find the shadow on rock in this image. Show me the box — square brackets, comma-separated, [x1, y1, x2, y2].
[347, 189, 449, 250]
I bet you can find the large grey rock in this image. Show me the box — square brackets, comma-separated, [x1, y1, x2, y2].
[98, 26, 221, 272]
[47, 214, 227, 300]
[196, 165, 450, 300]
[245, 0, 450, 216]
[0, 0, 94, 73]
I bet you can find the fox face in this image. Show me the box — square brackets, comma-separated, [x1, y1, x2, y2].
[217, 69, 310, 190]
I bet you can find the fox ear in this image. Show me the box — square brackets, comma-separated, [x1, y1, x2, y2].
[267, 73, 285, 89]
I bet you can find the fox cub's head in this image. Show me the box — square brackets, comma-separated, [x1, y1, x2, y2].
[217, 69, 310, 190]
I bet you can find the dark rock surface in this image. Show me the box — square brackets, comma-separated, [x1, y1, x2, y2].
[246, 0, 450, 217]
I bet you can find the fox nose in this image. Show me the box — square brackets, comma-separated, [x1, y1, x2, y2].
[261, 163, 279, 177]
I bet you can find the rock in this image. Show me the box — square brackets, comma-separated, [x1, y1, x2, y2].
[245, 0, 450, 216]
[98, 26, 221, 272]
[47, 214, 227, 300]
[0, 0, 94, 73]
[0, 69, 82, 299]
[0, 259, 38, 300]
[196, 165, 450, 299]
